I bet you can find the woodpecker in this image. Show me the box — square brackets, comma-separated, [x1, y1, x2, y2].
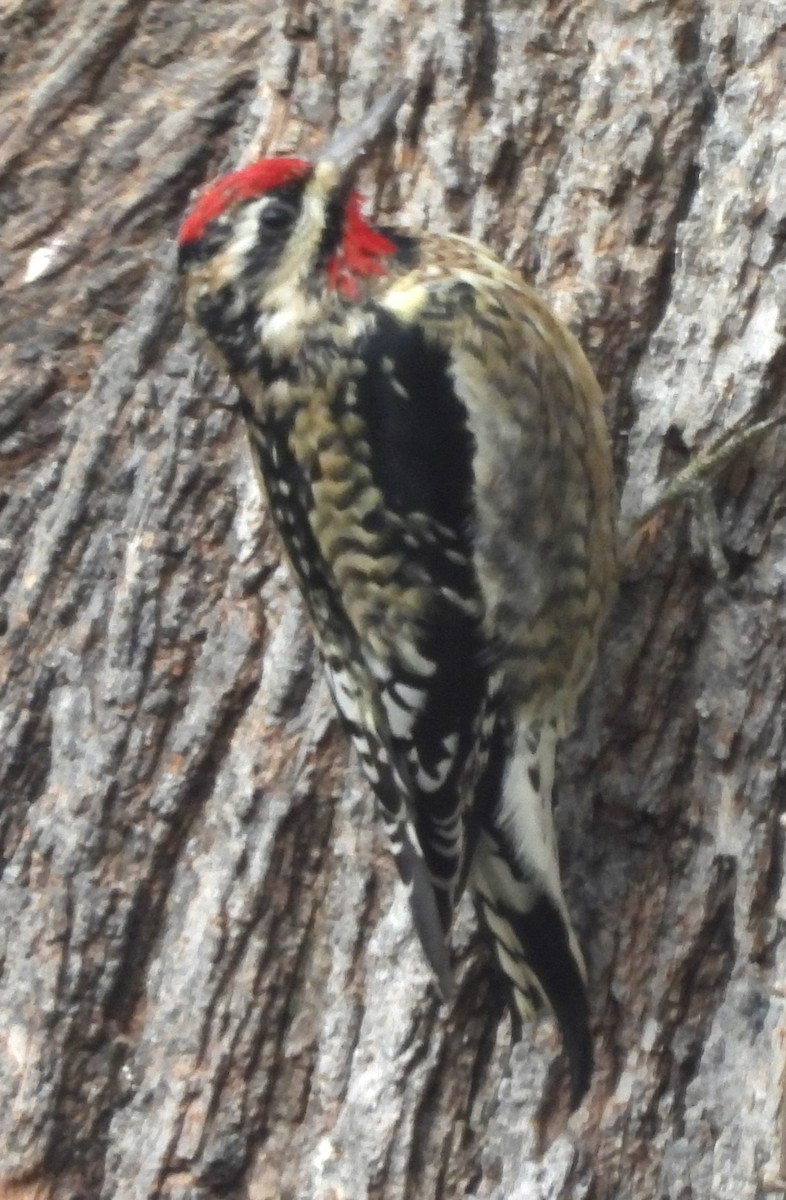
[177, 86, 617, 1106]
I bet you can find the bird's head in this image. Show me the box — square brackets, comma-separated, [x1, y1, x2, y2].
[177, 85, 408, 341]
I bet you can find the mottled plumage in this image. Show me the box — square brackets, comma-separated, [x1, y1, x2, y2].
[177, 93, 616, 1105]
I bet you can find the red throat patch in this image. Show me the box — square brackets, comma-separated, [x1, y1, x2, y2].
[326, 192, 397, 299]
[178, 158, 311, 246]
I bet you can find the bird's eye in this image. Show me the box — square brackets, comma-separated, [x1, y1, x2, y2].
[259, 200, 297, 232]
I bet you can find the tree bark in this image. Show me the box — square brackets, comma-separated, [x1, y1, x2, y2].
[2, 2, 785, 1197]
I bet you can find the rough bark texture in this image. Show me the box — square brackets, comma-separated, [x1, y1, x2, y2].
[2, 2, 785, 1198]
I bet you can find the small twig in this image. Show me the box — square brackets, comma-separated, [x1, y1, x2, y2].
[622, 412, 786, 569]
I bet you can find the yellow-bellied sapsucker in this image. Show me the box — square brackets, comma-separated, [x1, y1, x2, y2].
[177, 86, 617, 1106]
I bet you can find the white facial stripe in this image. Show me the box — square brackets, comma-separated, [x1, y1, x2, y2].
[263, 181, 330, 297]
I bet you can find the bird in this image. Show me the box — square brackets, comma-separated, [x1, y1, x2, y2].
[176, 84, 617, 1106]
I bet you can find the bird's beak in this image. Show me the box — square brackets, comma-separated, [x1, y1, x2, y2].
[316, 83, 409, 184]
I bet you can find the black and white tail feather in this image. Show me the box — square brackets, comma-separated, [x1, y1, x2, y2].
[471, 717, 592, 1106]
[327, 641, 593, 1104]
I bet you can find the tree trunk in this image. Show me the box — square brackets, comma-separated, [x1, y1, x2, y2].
[2, 2, 785, 1197]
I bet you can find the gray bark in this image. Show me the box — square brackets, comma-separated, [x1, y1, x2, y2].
[1, 1, 785, 1197]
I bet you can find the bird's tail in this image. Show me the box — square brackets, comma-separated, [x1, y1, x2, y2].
[469, 718, 592, 1107]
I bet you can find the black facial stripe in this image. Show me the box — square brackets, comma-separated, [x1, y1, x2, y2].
[316, 188, 350, 268]
[177, 227, 224, 270]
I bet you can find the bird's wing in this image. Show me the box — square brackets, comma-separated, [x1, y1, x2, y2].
[300, 305, 495, 980]
[237, 305, 493, 991]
